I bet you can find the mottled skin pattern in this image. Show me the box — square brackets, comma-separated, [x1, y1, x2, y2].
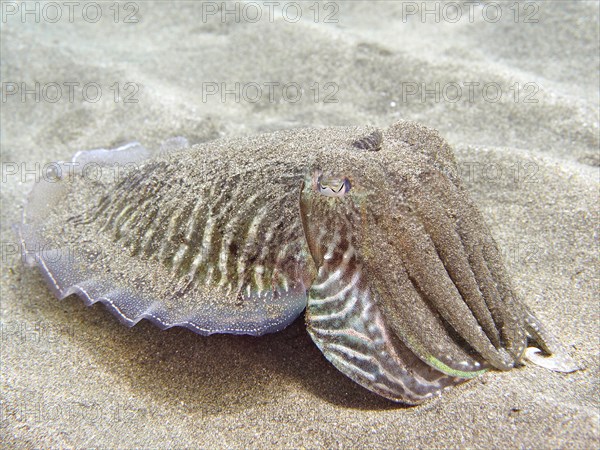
[22, 121, 578, 404]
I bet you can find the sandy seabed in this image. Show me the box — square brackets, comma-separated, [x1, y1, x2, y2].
[1, 1, 598, 448]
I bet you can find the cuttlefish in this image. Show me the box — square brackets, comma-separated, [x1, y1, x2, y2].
[21, 121, 579, 404]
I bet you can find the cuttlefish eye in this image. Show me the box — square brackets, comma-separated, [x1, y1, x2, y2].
[315, 171, 351, 197]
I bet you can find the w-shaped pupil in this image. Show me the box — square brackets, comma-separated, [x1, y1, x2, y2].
[317, 175, 350, 197]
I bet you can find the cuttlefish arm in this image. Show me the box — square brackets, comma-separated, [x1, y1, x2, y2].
[523, 308, 580, 373]
[301, 200, 468, 404]
[301, 121, 579, 404]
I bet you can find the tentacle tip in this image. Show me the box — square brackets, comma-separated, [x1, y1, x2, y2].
[524, 347, 583, 373]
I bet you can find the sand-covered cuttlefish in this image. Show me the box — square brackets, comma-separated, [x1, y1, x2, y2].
[21, 121, 579, 404]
